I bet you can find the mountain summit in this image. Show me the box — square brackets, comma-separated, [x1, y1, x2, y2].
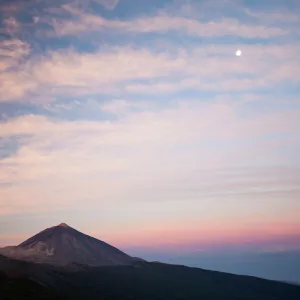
[57, 223, 70, 228]
[0, 223, 137, 266]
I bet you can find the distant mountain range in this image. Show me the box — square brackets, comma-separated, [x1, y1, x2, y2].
[1, 223, 300, 300]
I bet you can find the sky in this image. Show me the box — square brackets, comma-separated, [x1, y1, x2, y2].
[0, 0, 300, 271]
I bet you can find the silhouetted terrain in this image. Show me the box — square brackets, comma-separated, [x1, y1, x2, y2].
[1, 224, 300, 300]
[167, 249, 300, 283]
[0, 270, 68, 300]
[1, 255, 300, 300]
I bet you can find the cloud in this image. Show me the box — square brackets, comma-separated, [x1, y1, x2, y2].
[0, 73, 37, 102]
[0, 46, 173, 102]
[100, 99, 151, 115]
[51, 11, 287, 38]
[0, 0, 27, 12]
[0, 39, 37, 101]
[0, 0, 298, 103]
[2, 17, 21, 35]
[0, 97, 300, 217]
[0, 40, 30, 71]
[127, 15, 286, 38]
[1, 42, 299, 102]
[42, 0, 297, 38]
[245, 8, 300, 23]
[93, 0, 119, 10]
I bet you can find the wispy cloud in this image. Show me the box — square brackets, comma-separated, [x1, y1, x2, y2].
[94, 0, 119, 10]
[0, 40, 30, 71]
[1, 43, 299, 102]
[1, 98, 300, 219]
[51, 10, 288, 38]
[245, 8, 300, 23]
[1, 17, 21, 35]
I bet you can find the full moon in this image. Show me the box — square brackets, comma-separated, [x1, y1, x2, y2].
[236, 49, 242, 56]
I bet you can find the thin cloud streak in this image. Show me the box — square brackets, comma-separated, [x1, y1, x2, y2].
[0, 99, 299, 220]
[53, 14, 287, 38]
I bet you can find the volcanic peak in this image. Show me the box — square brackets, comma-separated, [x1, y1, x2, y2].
[57, 223, 70, 228]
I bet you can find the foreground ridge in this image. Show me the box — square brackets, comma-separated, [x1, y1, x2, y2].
[1, 254, 300, 300]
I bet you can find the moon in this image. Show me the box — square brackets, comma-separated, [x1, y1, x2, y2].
[236, 49, 242, 56]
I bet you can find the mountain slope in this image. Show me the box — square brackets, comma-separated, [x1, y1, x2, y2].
[0, 272, 68, 300]
[0, 255, 68, 300]
[1, 255, 300, 300]
[63, 262, 300, 300]
[0, 223, 136, 266]
[1, 224, 300, 300]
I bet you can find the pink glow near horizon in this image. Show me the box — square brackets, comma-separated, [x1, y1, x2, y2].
[90, 221, 300, 250]
[2, 220, 300, 251]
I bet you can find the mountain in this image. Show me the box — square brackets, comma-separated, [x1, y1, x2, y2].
[1, 254, 300, 300]
[0, 223, 136, 266]
[1, 224, 300, 300]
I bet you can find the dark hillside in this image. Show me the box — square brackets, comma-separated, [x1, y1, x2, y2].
[0, 271, 68, 300]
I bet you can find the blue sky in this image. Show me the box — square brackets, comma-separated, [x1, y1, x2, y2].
[0, 0, 300, 271]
